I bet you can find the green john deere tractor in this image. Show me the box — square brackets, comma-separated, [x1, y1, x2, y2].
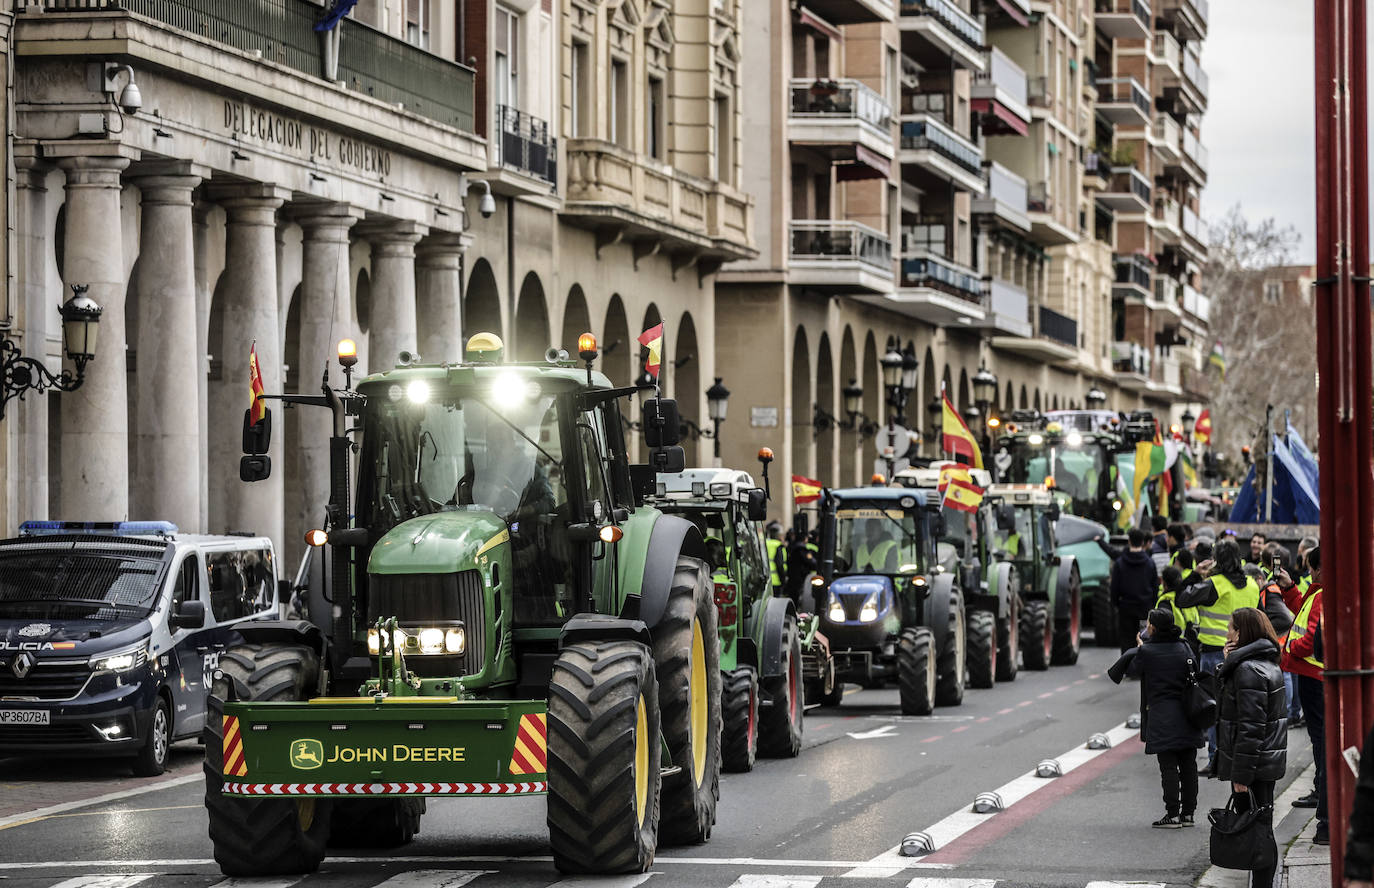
[984, 484, 1082, 670]
[646, 462, 804, 770]
[204, 332, 724, 876]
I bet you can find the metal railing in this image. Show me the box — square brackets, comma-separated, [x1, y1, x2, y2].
[1095, 76, 1151, 117]
[1027, 75, 1052, 108]
[1154, 196, 1181, 230]
[1114, 253, 1153, 290]
[1029, 180, 1052, 213]
[1112, 341, 1151, 375]
[1095, 0, 1152, 26]
[789, 220, 893, 273]
[789, 78, 892, 128]
[497, 105, 556, 186]
[1183, 49, 1209, 100]
[21, 0, 476, 131]
[1151, 30, 1181, 69]
[1084, 151, 1110, 180]
[1108, 166, 1152, 203]
[901, 249, 982, 300]
[899, 0, 984, 50]
[900, 117, 982, 173]
[984, 162, 1028, 213]
[975, 47, 1029, 110]
[1153, 274, 1181, 306]
[1039, 306, 1077, 348]
[1152, 114, 1181, 150]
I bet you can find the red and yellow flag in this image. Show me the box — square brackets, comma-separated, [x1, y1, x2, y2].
[941, 393, 984, 469]
[938, 465, 985, 513]
[638, 323, 665, 379]
[249, 341, 266, 426]
[792, 474, 823, 504]
[1194, 409, 1212, 445]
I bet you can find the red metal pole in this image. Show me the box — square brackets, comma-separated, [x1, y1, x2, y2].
[1314, 0, 1373, 883]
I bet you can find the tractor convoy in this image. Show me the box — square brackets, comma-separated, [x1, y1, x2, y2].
[185, 333, 1108, 878]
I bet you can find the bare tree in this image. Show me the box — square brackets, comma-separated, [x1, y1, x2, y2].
[1202, 206, 1312, 467]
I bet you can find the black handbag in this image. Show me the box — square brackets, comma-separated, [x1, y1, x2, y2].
[1209, 791, 1276, 870]
[1185, 656, 1218, 730]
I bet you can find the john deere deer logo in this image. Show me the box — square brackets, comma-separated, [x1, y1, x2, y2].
[290, 738, 324, 769]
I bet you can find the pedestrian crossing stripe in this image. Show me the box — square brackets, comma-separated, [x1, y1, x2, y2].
[508, 712, 547, 776]
[220, 781, 547, 796]
[222, 716, 247, 777]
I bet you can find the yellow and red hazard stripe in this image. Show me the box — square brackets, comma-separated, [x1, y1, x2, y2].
[507, 712, 548, 776]
[222, 715, 248, 777]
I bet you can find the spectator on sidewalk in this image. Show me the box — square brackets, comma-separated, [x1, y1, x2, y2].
[1150, 516, 1171, 571]
[1216, 606, 1288, 888]
[1110, 528, 1160, 654]
[1282, 546, 1328, 845]
[1107, 608, 1206, 828]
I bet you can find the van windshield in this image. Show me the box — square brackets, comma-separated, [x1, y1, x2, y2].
[0, 550, 164, 621]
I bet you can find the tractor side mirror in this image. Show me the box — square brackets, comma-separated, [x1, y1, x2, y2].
[170, 599, 206, 630]
[651, 445, 686, 474]
[240, 455, 272, 483]
[929, 512, 947, 539]
[242, 407, 272, 455]
[1048, 501, 1062, 522]
[643, 399, 681, 447]
[746, 488, 768, 522]
[996, 503, 1016, 531]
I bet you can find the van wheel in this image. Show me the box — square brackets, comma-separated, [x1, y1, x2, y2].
[132, 698, 171, 777]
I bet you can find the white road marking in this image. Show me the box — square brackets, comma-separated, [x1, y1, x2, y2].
[369, 872, 494, 888]
[546, 875, 656, 887]
[47, 876, 155, 888]
[840, 720, 1139, 879]
[0, 855, 952, 872]
[0, 773, 202, 830]
[905, 879, 998, 888]
[846, 725, 898, 740]
[210, 879, 303, 888]
[726, 876, 824, 888]
[1084, 883, 1164, 888]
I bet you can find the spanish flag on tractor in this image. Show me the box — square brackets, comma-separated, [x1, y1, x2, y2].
[792, 475, 823, 504]
[938, 465, 985, 513]
[638, 323, 664, 380]
[941, 393, 983, 469]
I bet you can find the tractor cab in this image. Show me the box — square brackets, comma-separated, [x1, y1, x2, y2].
[992, 411, 1125, 529]
[986, 483, 1060, 570]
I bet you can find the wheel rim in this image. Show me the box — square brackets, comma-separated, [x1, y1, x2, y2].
[296, 798, 316, 831]
[152, 706, 168, 765]
[634, 694, 649, 828]
[689, 619, 708, 786]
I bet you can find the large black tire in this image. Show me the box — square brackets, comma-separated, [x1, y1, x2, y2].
[897, 627, 937, 716]
[1092, 588, 1119, 648]
[758, 612, 804, 758]
[720, 668, 758, 773]
[935, 592, 966, 707]
[966, 609, 996, 690]
[651, 557, 721, 845]
[204, 644, 330, 877]
[996, 595, 1021, 683]
[1052, 567, 1083, 666]
[132, 696, 171, 777]
[548, 640, 662, 874]
[1019, 599, 1053, 671]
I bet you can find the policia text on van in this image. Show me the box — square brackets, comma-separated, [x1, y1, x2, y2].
[0, 521, 282, 776]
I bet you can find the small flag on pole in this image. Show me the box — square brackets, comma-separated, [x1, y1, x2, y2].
[941, 392, 984, 469]
[638, 323, 665, 380]
[938, 465, 985, 513]
[249, 341, 266, 426]
[792, 475, 823, 504]
[1194, 409, 1212, 445]
[1208, 340, 1226, 379]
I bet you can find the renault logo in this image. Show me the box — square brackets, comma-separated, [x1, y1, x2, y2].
[11, 652, 34, 679]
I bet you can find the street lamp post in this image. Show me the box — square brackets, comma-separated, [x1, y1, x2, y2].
[1, 284, 103, 420]
[1181, 407, 1195, 446]
[972, 363, 997, 454]
[705, 377, 730, 459]
[1085, 385, 1107, 410]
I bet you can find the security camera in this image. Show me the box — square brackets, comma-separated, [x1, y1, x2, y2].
[104, 63, 141, 115]
[119, 80, 142, 115]
[479, 191, 496, 219]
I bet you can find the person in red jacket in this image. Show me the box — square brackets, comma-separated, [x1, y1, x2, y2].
[1282, 546, 1327, 845]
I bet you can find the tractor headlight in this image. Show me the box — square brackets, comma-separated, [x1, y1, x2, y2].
[828, 599, 845, 622]
[418, 628, 445, 654]
[811, 575, 825, 587]
[1112, 498, 1123, 512]
[445, 627, 466, 655]
[859, 591, 880, 623]
[367, 628, 381, 655]
[372, 623, 467, 656]
[90, 645, 148, 673]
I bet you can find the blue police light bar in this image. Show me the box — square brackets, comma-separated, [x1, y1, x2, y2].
[19, 520, 178, 537]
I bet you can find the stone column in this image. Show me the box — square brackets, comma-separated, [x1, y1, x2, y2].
[192, 198, 214, 531]
[358, 220, 426, 371]
[210, 185, 292, 549]
[14, 153, 51, 521]
[292, 205, 362, 544]
[55, 151, 134, 521]
[415, 232, 468, 363]
[131, 162, 207, 529]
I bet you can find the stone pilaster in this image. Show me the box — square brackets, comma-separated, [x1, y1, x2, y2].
[416, 232, 469, 363]
[14, 151, 51, 523]
[358, 219, 427, 371]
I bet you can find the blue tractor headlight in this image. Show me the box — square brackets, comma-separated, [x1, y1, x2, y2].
[858, 591, 880, 623]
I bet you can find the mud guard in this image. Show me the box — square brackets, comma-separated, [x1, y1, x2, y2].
[1054, 554, 1078, 623]
[758, 597, 797, 680]
[737, 637, 759, 671]
[230, 620, 327, 661]
[923, 573, 954, 649]
[560, 613, 653, 648]
[990, 561, 1015, 620]
[623, 514, 706, 630]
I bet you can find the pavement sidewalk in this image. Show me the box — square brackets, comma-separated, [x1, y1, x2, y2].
[1199, 763, 1330, 888]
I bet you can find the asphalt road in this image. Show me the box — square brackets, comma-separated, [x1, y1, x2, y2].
[0, 645, 1319, 888]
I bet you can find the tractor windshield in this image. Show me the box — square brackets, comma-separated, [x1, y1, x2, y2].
[833, 508, 924, 576]
[991, 506, 1035, 560]
[358, 382, 569, 535]
[996, 439, 1108, 518]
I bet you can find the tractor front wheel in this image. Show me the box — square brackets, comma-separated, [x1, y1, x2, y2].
[1019, 600, 1053, 671]
[652, 557, 722, 845]
[1052, 567, 1082, 666]
[204, 644, 331, 877]
[758, 613, 804, 758]
[721, 668, 758, 773]
[1093, 588, 1119, 648]
[547, 640, 662, 874]
[966, 610, 996, 690]
[996, 595, 1020, 683]
[897, 627, 936, 716]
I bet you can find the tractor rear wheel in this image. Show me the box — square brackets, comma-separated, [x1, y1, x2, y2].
[935, 592, 966, 707]
[652, 557, 722, 845]
[966, 610, 996, 690]
[547, 640, 662, 874]
[758, 613, 804, 758]
[1019, 600, 1053, 671]
[204, 644, 331, 877]
[897, 627, 936, 716]
[329, 799, 425, 848]
[721, 667, 758, 773]
[1093, 588, 1119, 648]
[995, 595, 1020, 683]
[1052, 567, 1082, 666]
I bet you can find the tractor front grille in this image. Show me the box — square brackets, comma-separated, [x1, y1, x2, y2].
[368, 569, 487, 674]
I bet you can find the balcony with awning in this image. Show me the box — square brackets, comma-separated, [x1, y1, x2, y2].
[789, 78, 895, 179]
[971, 47, 1031, 136]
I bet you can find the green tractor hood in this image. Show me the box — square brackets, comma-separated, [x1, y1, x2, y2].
[368, 510, 510, 576]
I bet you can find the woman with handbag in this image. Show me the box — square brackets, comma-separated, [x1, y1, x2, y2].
[1215, 606, 1288, 888]
[1107, 607, 1207, 828]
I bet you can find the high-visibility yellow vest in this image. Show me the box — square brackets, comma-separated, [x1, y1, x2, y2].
[1000, 532, 1021, 557]
[1298, 574, 1312, 595]
[1196, 573, 1261, 647]
[1155, 589, 1198, 634]
[766, 539, 784, 588]
[1285, 590, 1324, 670]
[857, 539, 897, 572]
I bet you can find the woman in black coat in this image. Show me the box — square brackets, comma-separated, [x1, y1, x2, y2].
[1109, 608, 1206, 827]
[1216, 606, 1288, 888]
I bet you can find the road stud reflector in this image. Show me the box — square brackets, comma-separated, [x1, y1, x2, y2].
[900, 831, 936, 856]
[1087, 732, 1112, 750]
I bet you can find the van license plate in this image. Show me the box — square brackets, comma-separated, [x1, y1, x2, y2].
[0, 710, 49, 725]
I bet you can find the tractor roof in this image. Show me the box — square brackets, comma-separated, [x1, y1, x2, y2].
[986, 483, 1055, 505]
[828, 487, 931, 507]
[894, 462, 993, 490]
[656, 468, 758, 497]
[357, 360, 614, 390]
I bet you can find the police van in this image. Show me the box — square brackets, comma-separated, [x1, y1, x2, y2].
[0, 521, 284, 776]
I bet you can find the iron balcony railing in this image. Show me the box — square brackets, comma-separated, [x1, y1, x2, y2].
[1084, 151, 1110, 181]
[900, 117, 982, 174]
[789, 78, 892, 129]
[1114, 253, 1153, 290]
[1153, 274, 1181, 306]
[900, 249, 982, 301]
[789, 220, 893, 273]
[497, 105, 556, 186]
[1109, 166, 1152, 204]
[21, 0, 476, 131]
[899, 0, 984, 50]
[1096, 0, 1152, 27]
[1096, 77, 1151, 117]
[1039, 306, 1077, 348]
[1112, 341, 1151, 375]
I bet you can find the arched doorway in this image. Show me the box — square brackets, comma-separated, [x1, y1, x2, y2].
[604, 294, 631, 387]
[675, 313, 701, 465]
[560, 285, 591, 358]
[514, 272, 549, 362]
[1020, 385, 1029, 409]
[958, 368, 970, 414]
[862, 331, 880, 482]
[922, 348, 937, 457]
[1004, 381, 1014, 413]
[465, 259, 502, 341]
[816, 333, 834, 486]
[791, 327, 812, 484]
[839, 327, 857, 486]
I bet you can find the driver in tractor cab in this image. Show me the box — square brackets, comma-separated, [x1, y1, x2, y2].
[855, 519, 898, 573]
[705, 536, 729, 578]
[994, 516, 1025, 559]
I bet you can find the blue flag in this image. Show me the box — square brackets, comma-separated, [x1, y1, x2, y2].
[314, 0, 359, 32]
